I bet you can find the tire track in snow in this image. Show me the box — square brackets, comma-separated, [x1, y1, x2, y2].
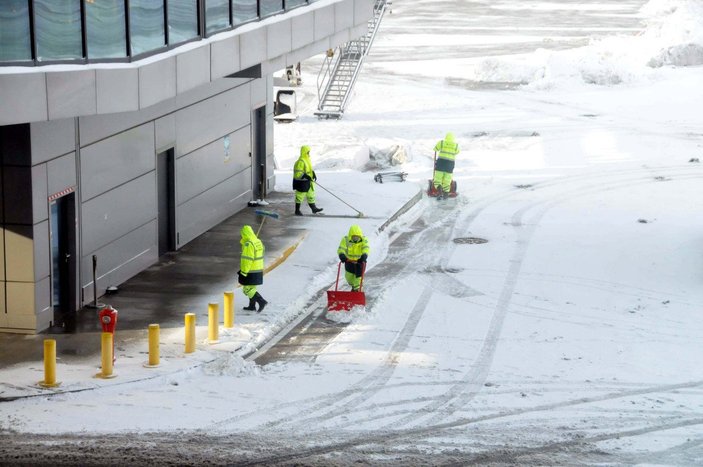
[399, 168, 703, 428]
[213, 166, 703, 433]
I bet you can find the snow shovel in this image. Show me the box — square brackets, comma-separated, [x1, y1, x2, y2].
[327, 261, 366, 312]
[427, 151, 458, 198]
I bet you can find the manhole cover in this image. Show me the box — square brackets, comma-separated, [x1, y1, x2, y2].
[453, 237, 488, 244]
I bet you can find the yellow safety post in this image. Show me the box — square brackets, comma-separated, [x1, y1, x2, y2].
[95, 332, 116, 379]
[144, 324, 160, 368]
[208, 302, 219, 343]
[38, 339, 61, 388]
[224, 291, 234, 328]
[185, 312, 196, 353]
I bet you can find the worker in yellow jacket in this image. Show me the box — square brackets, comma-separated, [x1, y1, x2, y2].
[238, 225, 267, 312]
[336, 225, 370, 291]
[433, 132, 460, 199]
[293, 145, 323, 216]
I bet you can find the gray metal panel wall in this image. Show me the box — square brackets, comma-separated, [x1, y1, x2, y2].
[81, 172, 156, 254]
[79, 99, 175, 147]
[0, 0, 375, 126]
[80, 221, 158, 304]
[80, 123, 156, 201]
[46, 70, 97, 121]
[177, 47, 211, 94]
[47, 152, 77, 197]
[175, 83, 251, 157]
[30, 119, 76, 165]
[177, 169, 251, 246]
[176, 126, 250, 204]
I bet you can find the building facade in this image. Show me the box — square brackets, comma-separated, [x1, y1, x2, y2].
[0, 0, 372, 333]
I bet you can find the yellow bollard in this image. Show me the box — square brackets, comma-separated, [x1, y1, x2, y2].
[95, 332, 117, 379]
[144, 324, 160, 368]
[185, 313, 196, 353]
[38, 339, 61, 388]
[224, 291, 234, 328]
[208, 302, 219, 343]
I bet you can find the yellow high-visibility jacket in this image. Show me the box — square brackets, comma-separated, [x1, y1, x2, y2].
[238, 225, 264, 285]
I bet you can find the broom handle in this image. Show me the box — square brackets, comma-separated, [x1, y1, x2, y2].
[256, 217, 266, 236]
[315, 181, 363, 216]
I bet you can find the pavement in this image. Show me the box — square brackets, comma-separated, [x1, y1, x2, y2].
[0, 186, 422, 401]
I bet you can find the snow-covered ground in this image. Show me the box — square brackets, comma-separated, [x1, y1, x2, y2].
[3, 0, 703, 464]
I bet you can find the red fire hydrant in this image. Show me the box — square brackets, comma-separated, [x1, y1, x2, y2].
[99, 305, 118, 362]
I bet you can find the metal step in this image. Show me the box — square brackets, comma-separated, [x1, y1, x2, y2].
[316, 0, 390, 118]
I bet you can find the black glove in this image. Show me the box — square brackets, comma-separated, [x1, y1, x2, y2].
[339, 253, 347, 262]
[359, 254, 368, 263]
[302, 173, 311, 181]
[312, 171, 317, 181]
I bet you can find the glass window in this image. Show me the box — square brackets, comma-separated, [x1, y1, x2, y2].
[0, 0, 31, 61]
[205, 0, 230, 36]
[86, 0, 127, 59]
[233, 0, 257, 25]
[129, 0, 166, 56]
[168, 0, 199, 44]
[34, 0, 83, 61]
[260, 0, 283, 17]
[286, 0, 307, 9]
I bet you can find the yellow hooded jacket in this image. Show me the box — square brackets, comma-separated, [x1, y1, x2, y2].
[238, 225, 264, 285]
[433, 132, 460, 173]
[337, 225, 370, 276]
[293, 145, 315, 192]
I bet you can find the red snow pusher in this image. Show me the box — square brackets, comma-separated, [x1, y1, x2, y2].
[427, 180, 457, 198]
[427, 151, 458, 198]
[327, 261, 366, 312]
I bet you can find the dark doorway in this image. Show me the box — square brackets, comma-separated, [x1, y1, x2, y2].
[49, 192, 77, 327]
[253, 106, 267, 200]
[157, 148, 176, 255]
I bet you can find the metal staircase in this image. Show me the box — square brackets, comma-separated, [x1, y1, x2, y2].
[315, 0, 390, 119]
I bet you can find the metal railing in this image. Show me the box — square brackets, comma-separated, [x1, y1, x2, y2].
[315, 0, 390, 119]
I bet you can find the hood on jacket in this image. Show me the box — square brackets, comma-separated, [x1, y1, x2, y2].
[348, 224, 363, 239]
[240, 225, 257, 243]
[444, 132, 455, 143]
[300, 145, 311, 158]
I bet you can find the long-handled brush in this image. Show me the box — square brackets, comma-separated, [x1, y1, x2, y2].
[255, 209, 280, 235]
[314, 181, 365, 218]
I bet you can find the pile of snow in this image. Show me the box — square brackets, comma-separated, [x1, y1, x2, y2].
[472, 0, 703, 88]
[367, 144, 409, 169]
[203, 353, 260, 377]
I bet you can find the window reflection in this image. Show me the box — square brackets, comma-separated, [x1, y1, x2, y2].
[86, 0, 127, 59]
[260, 0, 283, 17]
[286, 0, 307, 8]
[35, 0, 83, 61]
[0, 0, 31, 61]
[130, 0, 166, 56]
[206, 0, 230, 35]
[168, 0, 199, 44]
[233, 0, 257, 25]
[1, 0, 319, 64]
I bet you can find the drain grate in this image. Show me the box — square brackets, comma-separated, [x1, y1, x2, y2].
[453, 237, 488, 244]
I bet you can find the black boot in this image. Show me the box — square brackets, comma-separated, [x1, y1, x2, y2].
[295, 203, 303, 216]
[310, 203, 323, 214]
[243, 297, 256, 311]
[436, 186, 444, 200]
[254, 292, 268, 313]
